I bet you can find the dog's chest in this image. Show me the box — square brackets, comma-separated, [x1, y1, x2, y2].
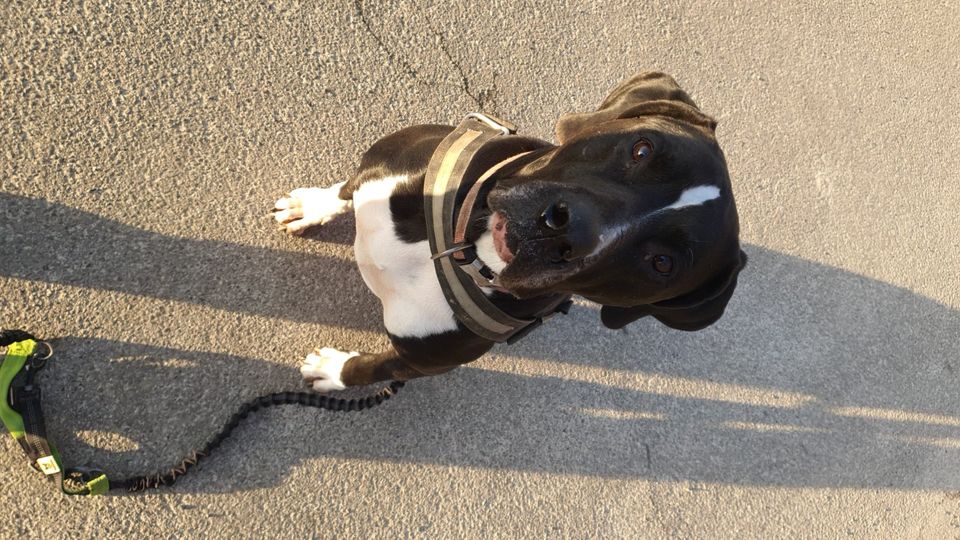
[352, 175, 458, 338]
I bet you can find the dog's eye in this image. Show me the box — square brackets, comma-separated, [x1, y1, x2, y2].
[632, 139, 654, 161]
[651, 255, 673, 275]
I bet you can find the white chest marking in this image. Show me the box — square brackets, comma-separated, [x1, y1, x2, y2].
[352, 175, 458, 338]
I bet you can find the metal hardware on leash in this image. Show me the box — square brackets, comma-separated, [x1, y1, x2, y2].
[1, 329, 404, 495]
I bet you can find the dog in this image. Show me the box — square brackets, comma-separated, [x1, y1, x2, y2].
[272, 72, 746, 392]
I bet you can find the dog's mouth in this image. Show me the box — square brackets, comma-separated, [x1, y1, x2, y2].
[483, 210, 589, 297]
[490, 212, 515, 264]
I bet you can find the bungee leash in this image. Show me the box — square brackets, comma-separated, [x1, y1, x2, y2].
[1, 329, 404, 495]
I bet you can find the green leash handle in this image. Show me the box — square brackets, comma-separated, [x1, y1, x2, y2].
[0, 338, 34, 439]
[2, 331, 109, 495]
[3, 329, 404, 495]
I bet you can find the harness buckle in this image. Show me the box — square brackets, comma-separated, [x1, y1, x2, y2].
[547, 299, 574, 318]
[466, 258, 496, 282]
[504, 299, 573, 344]
[431, 243, 504, 290]
[465, 113, 516, 136]
[459, 258, 505, 291]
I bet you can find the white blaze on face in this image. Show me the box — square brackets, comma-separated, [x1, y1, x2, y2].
[589, 184, 722, 258]
[664, 185, 721, 210]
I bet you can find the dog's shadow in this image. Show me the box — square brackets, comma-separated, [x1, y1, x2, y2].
[0, 193, 373, 329]
[3, 194, 960, 493]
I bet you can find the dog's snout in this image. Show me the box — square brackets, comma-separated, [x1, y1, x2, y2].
[560, 230, 598, 262]
[536, 199, 600, 263]
[540, 201, 570, 231]
[553, 242, 575, 263]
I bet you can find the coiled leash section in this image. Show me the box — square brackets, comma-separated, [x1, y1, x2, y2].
[110, 383, 404, 492]
[1, 330, 404, 495]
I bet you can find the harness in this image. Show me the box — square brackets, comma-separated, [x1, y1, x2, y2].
[424, 113, 572, 343]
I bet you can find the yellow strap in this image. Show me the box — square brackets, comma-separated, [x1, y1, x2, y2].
[0, 339, 36, 439]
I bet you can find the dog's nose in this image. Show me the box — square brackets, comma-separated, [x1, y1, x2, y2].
[553, 234, 598, 262]
[540, 201, 570, 231]
[540, 200, 599, 262]
[549, 236, 597, 263]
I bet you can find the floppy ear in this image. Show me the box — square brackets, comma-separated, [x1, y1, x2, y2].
[601, 250, 747, 332]
[556, 72, 717, 144]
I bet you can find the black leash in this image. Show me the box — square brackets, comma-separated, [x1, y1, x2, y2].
[109, 383, 404, 493]
[1, 330, 404, 495]
[4, 115, 575, 494]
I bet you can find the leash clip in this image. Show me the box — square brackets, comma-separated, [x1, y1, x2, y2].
[28, 341, 53, 371]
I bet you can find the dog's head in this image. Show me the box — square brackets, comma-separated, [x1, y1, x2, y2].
[485, 72, 745, 331]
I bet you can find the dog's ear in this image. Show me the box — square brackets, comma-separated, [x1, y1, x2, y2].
[601, 250, 747, 331]
[556, 72, 717, 144]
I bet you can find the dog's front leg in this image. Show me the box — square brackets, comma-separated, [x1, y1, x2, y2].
[273, 181, 352, 235]
[300, 345, 453, 392]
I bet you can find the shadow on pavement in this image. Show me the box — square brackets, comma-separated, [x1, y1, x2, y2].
[3, 194, 960, 493]
[0, 193, 372, 328]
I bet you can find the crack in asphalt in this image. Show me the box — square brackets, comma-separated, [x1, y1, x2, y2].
[429, 28, 488, 110]
[353, 0, 423, 82]
[353, 0, 495, 111]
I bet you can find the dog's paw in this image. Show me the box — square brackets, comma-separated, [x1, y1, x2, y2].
[300, 347, 359, 393]
[272, 181, 351, 235]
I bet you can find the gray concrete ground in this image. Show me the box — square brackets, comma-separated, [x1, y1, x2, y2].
[2, 0, 960, 537]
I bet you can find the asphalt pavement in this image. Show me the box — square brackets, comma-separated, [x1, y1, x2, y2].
[2, 1, 960, 538]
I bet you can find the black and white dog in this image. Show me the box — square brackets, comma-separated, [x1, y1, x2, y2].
[273, 72, 746, 392]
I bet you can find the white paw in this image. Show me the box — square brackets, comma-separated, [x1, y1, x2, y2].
[300, 347, 359, 393]
[272, 181, 351, 235]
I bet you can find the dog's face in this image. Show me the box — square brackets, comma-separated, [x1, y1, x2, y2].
[486, 72, 745, 331]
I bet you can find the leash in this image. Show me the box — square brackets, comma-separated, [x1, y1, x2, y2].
[1, 330, 404, 495]
[424, 113, 572, 343]
[5, 113, 569, 494]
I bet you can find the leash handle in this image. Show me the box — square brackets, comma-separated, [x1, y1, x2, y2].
[2, 333, 102, 494]
[0, 330, 38, 348]
[3, 329, 405, 495]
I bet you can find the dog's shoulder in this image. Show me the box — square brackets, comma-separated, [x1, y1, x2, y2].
[352, 124, 454, 187]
